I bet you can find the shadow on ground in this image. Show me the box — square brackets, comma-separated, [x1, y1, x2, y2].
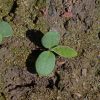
[26, 49, 43, 74]
[26, 29, 44, 47]
[26, 29, 44, 74]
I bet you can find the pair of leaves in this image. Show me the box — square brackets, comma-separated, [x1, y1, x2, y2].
[36, 31, 77, 76]
[0, 21, 13, 43]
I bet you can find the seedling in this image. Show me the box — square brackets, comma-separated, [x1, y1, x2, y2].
[0, 21, 13, 44]
[36, 30, 77, 76]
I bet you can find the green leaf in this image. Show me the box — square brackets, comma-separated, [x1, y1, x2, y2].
[52, 46, 77, 58]
[0, 34, 2, 44]
[36, 51, 55, 76]
[41, 31, 60, 49]
[0, 21, 13, 37]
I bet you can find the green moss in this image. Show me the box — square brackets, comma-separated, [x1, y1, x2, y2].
[34, 17, 49, 33]
[0, 0, 13, 17]
[34, 0, 46, 9]
[31, 0, 48, 33]
[0, 95, 5, 100]
[10, 46, 30, 66]
[96, 69, 100, 76]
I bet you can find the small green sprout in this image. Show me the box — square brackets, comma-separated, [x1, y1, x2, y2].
[36, 30, 77, 76]
[0, 21, 13, 44]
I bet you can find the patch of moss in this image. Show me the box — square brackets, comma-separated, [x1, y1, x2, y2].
[96, 69, 100, 76]
[34, 17, 49, 33]
[0, 0, 13, 17]
[12, 0, 47, 36]
[32, 0, 48, 33]
[34, 0, 46, 9]
[0, 96, 5, 100]
[10, 46, 30, 67]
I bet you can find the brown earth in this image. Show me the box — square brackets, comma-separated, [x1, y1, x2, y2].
[0, 0, 100, 100]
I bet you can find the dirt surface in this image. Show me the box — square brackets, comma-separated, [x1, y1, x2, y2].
[0, 0, 100, 100]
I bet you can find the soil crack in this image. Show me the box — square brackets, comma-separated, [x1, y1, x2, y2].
[8, 81, 36, 92]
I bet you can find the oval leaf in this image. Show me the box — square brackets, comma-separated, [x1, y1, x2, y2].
[0, 34, 2, 43]
[36, 51, 55, 76]
[41, 31, 60, 49]
[0, 21, 13, 37]
[52, 46, 77, 58]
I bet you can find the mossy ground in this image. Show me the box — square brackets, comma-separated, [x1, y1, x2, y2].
[0, 0, 100, 100]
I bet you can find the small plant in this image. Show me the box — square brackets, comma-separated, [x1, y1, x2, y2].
[0, 21, 13, 44]
[36, 30, 77, 76]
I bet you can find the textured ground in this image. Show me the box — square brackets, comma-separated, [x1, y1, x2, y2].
[0, 0, 100, 100]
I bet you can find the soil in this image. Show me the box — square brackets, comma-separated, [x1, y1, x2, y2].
[0, 0, 100, 100]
